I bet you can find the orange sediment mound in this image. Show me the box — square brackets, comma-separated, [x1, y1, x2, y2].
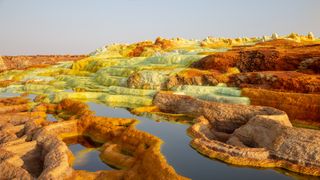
[241, 88, 320, 126]
[191, 50, 240, 72]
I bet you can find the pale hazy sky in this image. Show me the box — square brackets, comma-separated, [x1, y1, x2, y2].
[0, 0, 319, 55]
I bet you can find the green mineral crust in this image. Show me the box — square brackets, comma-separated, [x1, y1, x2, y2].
[0, 37, 259, 107]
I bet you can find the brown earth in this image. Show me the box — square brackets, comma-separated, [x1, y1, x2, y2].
[0, 55, 86, 72]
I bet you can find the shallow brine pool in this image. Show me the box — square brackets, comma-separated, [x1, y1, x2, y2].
[86, 102, 299, 180]
[63, 136, 115, 171]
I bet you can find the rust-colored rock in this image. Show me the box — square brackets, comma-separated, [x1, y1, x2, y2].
[0, 80, 15, 88]
[235, 43, 320, 73]
[191, 39, 320, 73]
[191, 50, 240, 72]
[0, 55, 86, 72]
[241, 88, 320, 125]
[229, 71, 320, 93]
[127, 37, 176, 57]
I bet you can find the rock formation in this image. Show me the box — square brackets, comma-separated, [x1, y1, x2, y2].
[229, 71, 320, 93]
[165, 68, 219, 89]
[190, 38, 320, 126]
[0, 55, 86, 72]
[192, 39, 320, 73]
[171, 85, 250, 105]
[154, 92, 320, 176]
[241, 88, 320, 125]
[0, 97, 187, 179]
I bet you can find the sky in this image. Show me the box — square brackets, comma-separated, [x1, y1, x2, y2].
[0, 0, 319, 55]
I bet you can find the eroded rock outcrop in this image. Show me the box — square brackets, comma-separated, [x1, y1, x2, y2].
[154, 92, 320, 176]
[0, 97, 49, 179]
[0, 97, 187, 180]
[192, 39, 320, 73]
[229, 71, 320, 93]
[165, 68, 219, 89]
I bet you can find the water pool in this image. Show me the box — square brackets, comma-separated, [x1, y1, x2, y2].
[87, 102, 294, 180]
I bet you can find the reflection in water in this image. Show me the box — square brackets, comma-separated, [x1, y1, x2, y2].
[88, 102, 293, 180]
[63, 136, 114, 171]
[46, 114, 57, 122]
[0, 92, 20, 97]
[0, 93, 36, 101]
[26, 94, 37, 101]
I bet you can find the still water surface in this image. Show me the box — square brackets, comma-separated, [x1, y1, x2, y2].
[87, 102, 293, 180]
[64, 136, 114, 171]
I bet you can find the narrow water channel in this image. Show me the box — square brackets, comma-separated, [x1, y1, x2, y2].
[87, 102, 294, 180]
[63, 136, 115, 171]
[46, 114, 57, 122]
